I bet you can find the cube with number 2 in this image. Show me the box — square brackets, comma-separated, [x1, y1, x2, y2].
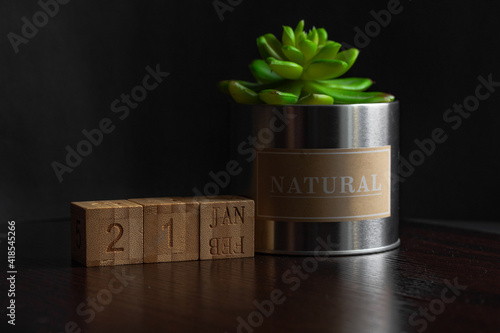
[71, 200, 143, 267]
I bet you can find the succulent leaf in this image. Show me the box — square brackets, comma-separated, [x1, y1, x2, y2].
[282, 26, 295, 47]
[220, 79, 282, 94]
[296, 31, 307, 47]
[311, 41, 341, 61]
[264, 34, 286, 59]
[316, 28, 328, 47]
[257, 34, 285, 61]
[273, 80, 304, 97]
[281, 45, 305, 65]
[317, 78, 373, 91]
[259, 89, 299, 105]
[220, 80, 264, 94]
[256, 36, 271, 60]
[307, 28, 319, 45]
[297, 93, 334, 105]
[302, 59, 348, 80]
[334, 48, 360, 74]
[294, 20, 305, 42]
[228, 81, 261, 104]
[249, 59, 283, 83]
[266, 57, 303, 80]
[304, 81, 395, 103]
[298, 39, 318, 63]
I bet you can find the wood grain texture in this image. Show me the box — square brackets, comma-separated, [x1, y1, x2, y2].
[70, 200, 143, 267]
[4, 219, 500, 332]
[198, 195, 254, 260]
[129, 197, 199, 263]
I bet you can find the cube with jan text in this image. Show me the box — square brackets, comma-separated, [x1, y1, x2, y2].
[198, 196, 254, 260]
[129, 197, 200, 263]
[70, 200, 143, 267]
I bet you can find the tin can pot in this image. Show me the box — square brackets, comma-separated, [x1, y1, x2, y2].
[230, 102, 400, 255]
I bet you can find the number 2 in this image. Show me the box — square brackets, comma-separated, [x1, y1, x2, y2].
[106, 223, 124, 252]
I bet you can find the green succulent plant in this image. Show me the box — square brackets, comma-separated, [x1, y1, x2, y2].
[219, 20, 395, 105]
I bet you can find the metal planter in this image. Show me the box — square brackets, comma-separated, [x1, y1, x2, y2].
[231, 102, 400, 255]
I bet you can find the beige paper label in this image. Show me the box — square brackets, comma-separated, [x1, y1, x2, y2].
[256, 146, 391, 222]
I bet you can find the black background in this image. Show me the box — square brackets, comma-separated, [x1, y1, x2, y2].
[1, 0, 499, 222]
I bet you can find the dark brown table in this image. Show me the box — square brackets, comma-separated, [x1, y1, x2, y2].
[2, 219, 499, 333]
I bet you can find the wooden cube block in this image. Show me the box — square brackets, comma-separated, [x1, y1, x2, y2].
[129, 197, 199, 263]
[71, 200, 143, 267]
[198, 196, 254, 260]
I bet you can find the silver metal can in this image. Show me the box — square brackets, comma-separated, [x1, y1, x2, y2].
[230, 102, 400, 255]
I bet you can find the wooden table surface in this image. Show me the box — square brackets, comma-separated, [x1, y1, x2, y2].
[1, 219, 499, 333]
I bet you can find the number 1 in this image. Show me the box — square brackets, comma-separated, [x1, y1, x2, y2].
[162, 218, 173, 248]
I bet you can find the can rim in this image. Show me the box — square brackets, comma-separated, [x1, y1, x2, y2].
[232, 100, 399, 108]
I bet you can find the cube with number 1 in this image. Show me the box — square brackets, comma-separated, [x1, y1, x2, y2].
[129, 197, 199, 263]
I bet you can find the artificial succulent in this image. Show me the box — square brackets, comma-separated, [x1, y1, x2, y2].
[219, 20, 395, 105]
